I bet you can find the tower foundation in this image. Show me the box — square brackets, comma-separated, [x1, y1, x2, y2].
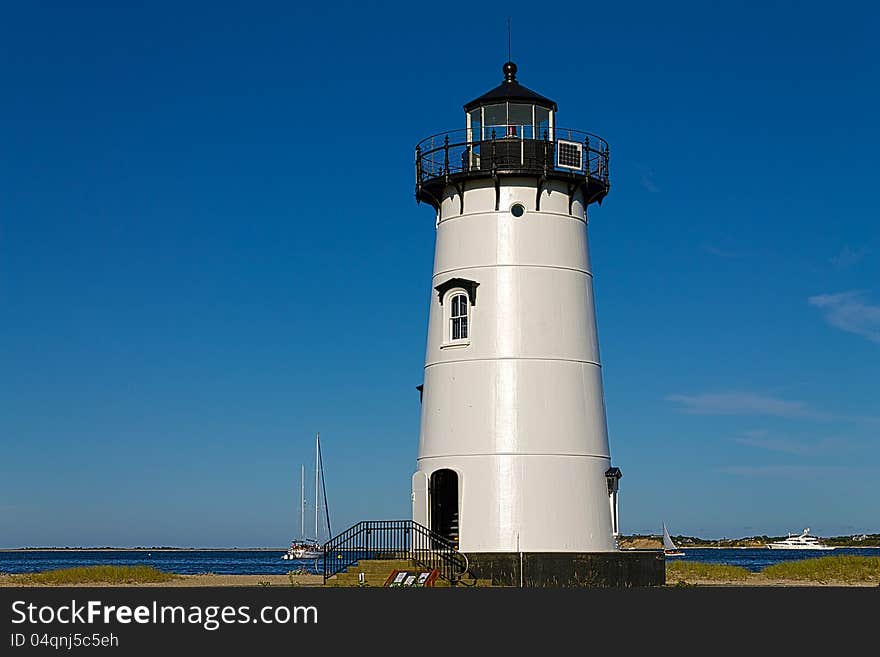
[464, 551, 665, 588]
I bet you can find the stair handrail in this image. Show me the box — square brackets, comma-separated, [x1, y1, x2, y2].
[321, 520, 469, 584]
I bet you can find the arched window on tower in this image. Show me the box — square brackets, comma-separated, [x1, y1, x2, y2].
[448, 292, 469, 342]
[436, 278, 477, 348]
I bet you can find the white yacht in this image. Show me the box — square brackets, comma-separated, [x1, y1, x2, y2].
[281, 434, 330, 561]
[766, 528, 835, 550]
[282, 540, 321, 560]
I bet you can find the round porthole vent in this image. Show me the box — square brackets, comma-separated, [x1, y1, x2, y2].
[510, 203, 526, 217]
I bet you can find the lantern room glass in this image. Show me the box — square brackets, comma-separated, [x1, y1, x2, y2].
[467, 102, 555, 142]
[508, 103, 532, 139]
[483, 103, 506, 139]
[468, 109, 481, 145]
[535, 106, 550, 140]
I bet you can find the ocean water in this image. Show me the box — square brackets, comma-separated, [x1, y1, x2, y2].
[0, 550, 323, 576]
[1, 547, 877, 575]
[672, 547, 878, 572]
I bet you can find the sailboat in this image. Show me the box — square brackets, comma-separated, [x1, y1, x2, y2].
[281, 433, 331, 560]
[662, 522, 685, 557]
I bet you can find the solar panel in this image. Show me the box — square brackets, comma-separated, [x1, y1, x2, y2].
[556, 139, 583, 171]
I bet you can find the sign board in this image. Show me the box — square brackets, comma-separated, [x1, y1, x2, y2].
[383, 569, 439, 587]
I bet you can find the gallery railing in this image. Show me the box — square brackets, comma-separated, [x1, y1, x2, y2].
[415, 126, 609, 188]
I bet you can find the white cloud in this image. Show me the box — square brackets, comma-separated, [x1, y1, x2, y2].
[830, 246, 866, 269]
[715, 465, 880, 481]
[716, 465, 855, 479]
[702, 243, 743, 258]
[808, 291, 880, 343]
[665, 392, 819, 418]
[634, 164, 660, 193]
[735, 435, 812, 455]
[734, 431, 846, 455]
[640, 172, 659, 193]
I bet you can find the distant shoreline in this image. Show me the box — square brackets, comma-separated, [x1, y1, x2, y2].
[623, 545, 880, 550]
[0, 548, 287, 552]
[669, 544, 880, 549]
[3, 546, 879, 552]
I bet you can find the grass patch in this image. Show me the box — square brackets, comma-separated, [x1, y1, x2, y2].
[12, 565, 176, 585]
[666, 561, 750, 581]
[761, 556, 880, 583]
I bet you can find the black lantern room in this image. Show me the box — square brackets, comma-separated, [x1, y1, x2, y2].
[463, 61, 557, 143]
[415, 62, 609, 213]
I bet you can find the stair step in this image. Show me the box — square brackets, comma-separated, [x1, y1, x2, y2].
[323, 555, 484, 587]
[326, 572, 491, 588]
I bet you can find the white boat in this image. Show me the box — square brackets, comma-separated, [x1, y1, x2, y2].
[282, 541, 321, 560]
[766, 528, 835, 550]
[662, 522, 685, 557]
[281, 434, 330, 560]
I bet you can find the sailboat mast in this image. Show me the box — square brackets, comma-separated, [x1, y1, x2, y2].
[314, 432, 319, 542]
[300, 464, 305, 540]
[318, 435, 331, 538]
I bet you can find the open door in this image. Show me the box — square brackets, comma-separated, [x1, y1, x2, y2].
[429, 469, 459, 547]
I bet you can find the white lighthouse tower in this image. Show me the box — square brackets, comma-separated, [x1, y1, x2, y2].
[411, 62, 622, 556]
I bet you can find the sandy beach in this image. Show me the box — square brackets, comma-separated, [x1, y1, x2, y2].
[0, 573, 325, 588]
[2, 572, 876, 587]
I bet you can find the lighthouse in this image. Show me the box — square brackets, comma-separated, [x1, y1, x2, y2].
[411, 61, 626, 562]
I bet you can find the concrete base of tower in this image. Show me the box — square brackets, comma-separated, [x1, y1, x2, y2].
[463, 550, 665, 587]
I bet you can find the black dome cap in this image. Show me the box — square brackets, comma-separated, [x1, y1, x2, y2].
[463, 62, 557, 113]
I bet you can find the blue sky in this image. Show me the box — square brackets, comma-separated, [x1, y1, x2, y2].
[1, 1, 878, 547]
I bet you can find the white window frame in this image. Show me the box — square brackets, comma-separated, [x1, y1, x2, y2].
[442, 289, 471, 347]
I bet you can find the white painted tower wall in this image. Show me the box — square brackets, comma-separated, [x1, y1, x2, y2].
[412, 175, 616, 553]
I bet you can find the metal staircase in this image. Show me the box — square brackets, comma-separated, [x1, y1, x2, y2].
[322, 520, 469, 584]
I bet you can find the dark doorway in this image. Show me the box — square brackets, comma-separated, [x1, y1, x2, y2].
[429, 469, 459, 546]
